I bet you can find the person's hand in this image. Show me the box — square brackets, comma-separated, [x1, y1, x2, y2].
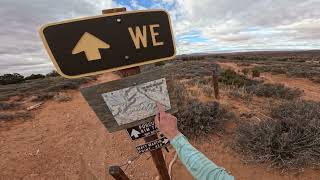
[155, 103, 180, 140]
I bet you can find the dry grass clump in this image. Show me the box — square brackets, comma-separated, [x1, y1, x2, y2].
[31, 93, 55, 102]
[173, 81, 189, 107]
[0, 102, 20, 110]
[246, 83, 302, 100]
[0, 76, 95, 101]
[202, 85, 215, 97]
[0, 111, 31, 121]
[235, 100, 320, 171]
[165, 60, 219, 79]
[254, 64, 320, 83]
[220, 69, 302, 100]
[219, 69, 260, 87]
[228, 87, 253, 102]
[177, 100, 234, 139]
[173, 77, 234, 139]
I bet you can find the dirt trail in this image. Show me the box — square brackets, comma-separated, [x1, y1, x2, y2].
[218, 62, 320, 101]
[0, 73, 160, 180]
[1, 71, 320, 179]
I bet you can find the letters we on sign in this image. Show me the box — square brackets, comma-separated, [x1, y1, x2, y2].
[128, 24, 164, 49]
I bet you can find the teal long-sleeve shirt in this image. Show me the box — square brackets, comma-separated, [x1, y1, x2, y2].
[170, 134, 235, 180]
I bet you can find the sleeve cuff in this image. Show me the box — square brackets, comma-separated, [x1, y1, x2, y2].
[170, 133, 188, 149]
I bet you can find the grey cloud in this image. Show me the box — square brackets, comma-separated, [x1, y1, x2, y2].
[0, 0, 114, 75]
[1, 0, 320, 75]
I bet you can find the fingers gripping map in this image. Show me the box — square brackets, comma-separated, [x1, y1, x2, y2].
[101, 78, 171, 125]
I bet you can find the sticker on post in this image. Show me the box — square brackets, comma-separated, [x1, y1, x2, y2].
[101, 78, 171, 125]
[127, 121, 158, 140]
[136, 137, 170, 154]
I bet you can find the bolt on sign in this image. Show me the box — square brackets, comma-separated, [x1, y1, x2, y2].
[80, 70, 177, 132]
[39, 10, 176, 78]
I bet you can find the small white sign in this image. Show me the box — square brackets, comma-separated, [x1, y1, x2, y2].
[101, 78, 171, 125]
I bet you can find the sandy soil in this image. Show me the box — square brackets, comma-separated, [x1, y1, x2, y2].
[1, 70, 320, 180]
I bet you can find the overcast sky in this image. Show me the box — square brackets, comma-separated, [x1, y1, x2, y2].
[1, 0, 320, 75]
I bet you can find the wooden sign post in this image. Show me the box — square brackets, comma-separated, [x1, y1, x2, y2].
[39, 7, 174, 180]
[212, 68, 220, 99]
[101, 8, 170, 180]
[109, 166, 130, 180]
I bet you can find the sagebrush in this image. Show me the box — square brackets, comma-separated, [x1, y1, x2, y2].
[235, 100, 320, 171]
[176, 100, 234, 139]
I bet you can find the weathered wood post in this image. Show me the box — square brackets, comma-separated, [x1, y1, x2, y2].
[145, 134, 171, 180]
[212, 68, 220, 99]
[102, 8, 170, 180]
[109, 166, 130, 180]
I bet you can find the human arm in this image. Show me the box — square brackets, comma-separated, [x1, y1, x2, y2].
[155, 104, 234, 180]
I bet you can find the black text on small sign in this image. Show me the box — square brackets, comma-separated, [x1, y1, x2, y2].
[39, 10, 175, 78]
[126, 121, 159, 140]
[136, 136, 170, 154]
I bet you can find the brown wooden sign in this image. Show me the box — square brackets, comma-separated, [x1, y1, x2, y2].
[39, 10, 176, 78]
[80, 70, 177, 132]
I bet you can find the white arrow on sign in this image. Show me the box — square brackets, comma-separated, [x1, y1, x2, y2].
[130, 129, 141, 138]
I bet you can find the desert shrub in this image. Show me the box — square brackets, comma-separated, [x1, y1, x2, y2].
[173, 81, 189, 107]
[239, 63, 251, 66]
[185, 78, 198, 86]
[44, 77, 94, 92]
[0, 102, 20, 110]
[185, 76, 213, 87]
[235, 100, 320, 170]
[270, 67, 287, 75]
[252, 68, 260, 78]
[229, 87, 253, 102]
[165, 61, 218, 79]
[46, 70, 60, 77]
[287, 68, 320, 78]
[53, 93, 72, 102]
[246, 83, 302, 100]
[311, 77, 320, 84]
[32, 93, 55, 102]
[197, 77, 212, 86]
[242, 68, 249, 75]
[0, 76, 95, 101]
[25, 74, 45, 80]
[0, 111, 31, 121]
[177, 100, 234, 139]
[253, 66, 271, 72]
[189, 89, 200, 97]
[180, 56, 205, 61]
[219, 69, 259, 87]
[0, 73, 25, 85]
[202, 85, 214, 97]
